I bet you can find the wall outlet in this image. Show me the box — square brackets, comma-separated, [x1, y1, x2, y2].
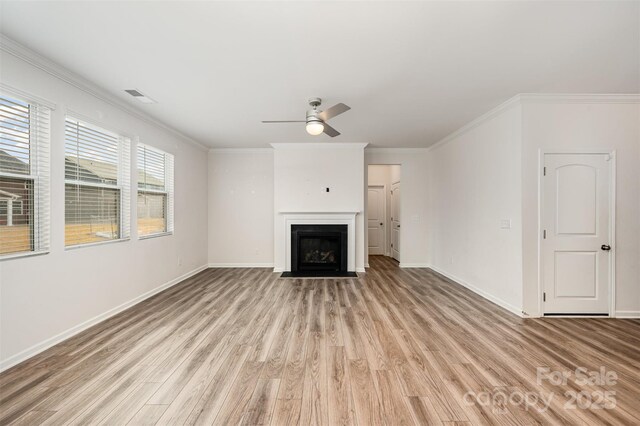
[500, 219, 512, 229]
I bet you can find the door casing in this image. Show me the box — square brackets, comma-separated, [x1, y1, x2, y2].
[391, 181, 401, 261]
[537, 149, 616, 317]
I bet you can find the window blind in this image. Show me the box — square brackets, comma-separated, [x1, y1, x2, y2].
[65, 117, 130, 247]
[0, 94, 50, 257]
[137, 143, 174, 237]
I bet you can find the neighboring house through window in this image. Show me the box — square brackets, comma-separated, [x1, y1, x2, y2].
[64, 117, 130, 247]
[0, 93, 50, 257]
[137, 143, 174, 237]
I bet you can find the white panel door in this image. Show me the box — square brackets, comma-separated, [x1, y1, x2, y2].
[391, 182, 400, 261]
[367, 186, 385, 255]
[542, 153, 611, 314]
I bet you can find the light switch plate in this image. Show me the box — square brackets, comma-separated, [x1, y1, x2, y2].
[500, 219, 511, 229]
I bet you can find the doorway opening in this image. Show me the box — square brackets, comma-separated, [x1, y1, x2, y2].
[367, 164, 401, 264]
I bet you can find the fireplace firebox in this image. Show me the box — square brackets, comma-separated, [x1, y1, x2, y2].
[282, 224, 356, 277]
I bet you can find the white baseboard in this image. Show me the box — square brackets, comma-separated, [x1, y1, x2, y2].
[429, 265, 523, 318]
[356, 267, 366, 273]
[615, 310, 640, 318]
[400, 263, 430, 268]
[208, 263, 274, 268]
[0, 264, 208, 373]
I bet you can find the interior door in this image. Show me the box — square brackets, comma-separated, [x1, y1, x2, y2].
[542, 153, 611, 315]
[391, 182, 400, 261]
[367, 186, 385, 255]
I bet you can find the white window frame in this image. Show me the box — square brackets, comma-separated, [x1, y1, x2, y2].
[136, 143, 174, 239]
[64, 115, 131, 249]
[0, 89, 51, 260]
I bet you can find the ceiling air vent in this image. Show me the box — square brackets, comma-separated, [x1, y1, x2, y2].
[124, 89, 156, 104]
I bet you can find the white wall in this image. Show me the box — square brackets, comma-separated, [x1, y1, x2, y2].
[0, 48, 208, 369]
[426, 94, 640, 318]
[273, 143, 366, 272]
[426, 103, 524, 315]
[521, 98, 640, 317]
[208, 150, 274, 266]
[365, 149, 429, 267]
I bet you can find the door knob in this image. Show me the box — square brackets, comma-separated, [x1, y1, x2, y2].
[380, 222, 383, 226]
[601, 244, 611, 251]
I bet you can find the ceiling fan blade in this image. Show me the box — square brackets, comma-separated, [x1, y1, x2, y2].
[261, 120, 306, 123]
[322, 123, 341, 137]
[317, 103, 350, 121]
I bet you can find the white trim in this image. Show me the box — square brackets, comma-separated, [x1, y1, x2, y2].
[280, 212, 358, 273]
[365, 148, 429, 154]
[0, 82, 56, 110]
[615, 311, 640, 319]
[356, 267, 366, 273]
[208, 263, 274, 268]
[0, 250, 49, 262]
[429, 265, 523, 317]
[538, 150, 616, 317]
[139, 231, 173, 240]
[429, 95, 522, 152]
[429, 93, 640, 153]
[66, 108, 133, 140]
[209, 148, 273, 154]
[279, 210, 360, 215]
[0, 264, 209, 373]
[519, 93, 640, 104]
[0, 34, 207, 151]
[270, 142, 368, 150]
[400, 263, 430, 268]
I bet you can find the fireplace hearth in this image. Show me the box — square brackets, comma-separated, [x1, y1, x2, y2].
[281, 224, 357, 277]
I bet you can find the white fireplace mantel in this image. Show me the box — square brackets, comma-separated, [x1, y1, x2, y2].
[279, 211, 360, 273]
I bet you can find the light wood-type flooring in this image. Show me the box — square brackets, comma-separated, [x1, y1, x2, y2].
[1, 256, 639, 425]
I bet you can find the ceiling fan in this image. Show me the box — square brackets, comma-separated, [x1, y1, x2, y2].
[262, 98, 351, 137]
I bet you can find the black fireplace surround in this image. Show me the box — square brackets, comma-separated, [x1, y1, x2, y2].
[282, 224, 356, 277]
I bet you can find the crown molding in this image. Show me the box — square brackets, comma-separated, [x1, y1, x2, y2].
[0, 34, 208, 151]
[365, 147, 429, 154]
[0, 82, 57, 110]
[429, 92, 640, 152]
[270, 142, 369, 149]
[427, 94, 522, 152]
[519, 93, 640, 104]
[209, 148, 274, 154]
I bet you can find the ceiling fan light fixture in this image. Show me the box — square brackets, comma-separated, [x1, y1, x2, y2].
[306, 120, 324, 136]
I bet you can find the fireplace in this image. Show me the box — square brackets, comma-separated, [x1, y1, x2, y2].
[283, 224, 355, 277]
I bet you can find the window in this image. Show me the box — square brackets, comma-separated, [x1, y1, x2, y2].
[137, 143, 173, 237]
[0, 94, 50, 258]
[65, 117, 130, 247]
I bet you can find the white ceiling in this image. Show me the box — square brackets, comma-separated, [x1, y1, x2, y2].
[1, 1, 638, 148]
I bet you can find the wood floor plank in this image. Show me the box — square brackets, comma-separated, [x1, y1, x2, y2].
[327, 346, 355, 425]
[1, 257, 639, 426]
[241, 378, 280, 425]
[347, 358, 384, 426]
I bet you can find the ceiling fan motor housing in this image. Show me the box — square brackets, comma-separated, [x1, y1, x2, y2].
[306, 110, 322, 123]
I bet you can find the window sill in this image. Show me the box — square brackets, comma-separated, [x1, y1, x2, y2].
[139, 231, 173, 240]
[0, 250, 50, 262]
[65, 238, 130, 251]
